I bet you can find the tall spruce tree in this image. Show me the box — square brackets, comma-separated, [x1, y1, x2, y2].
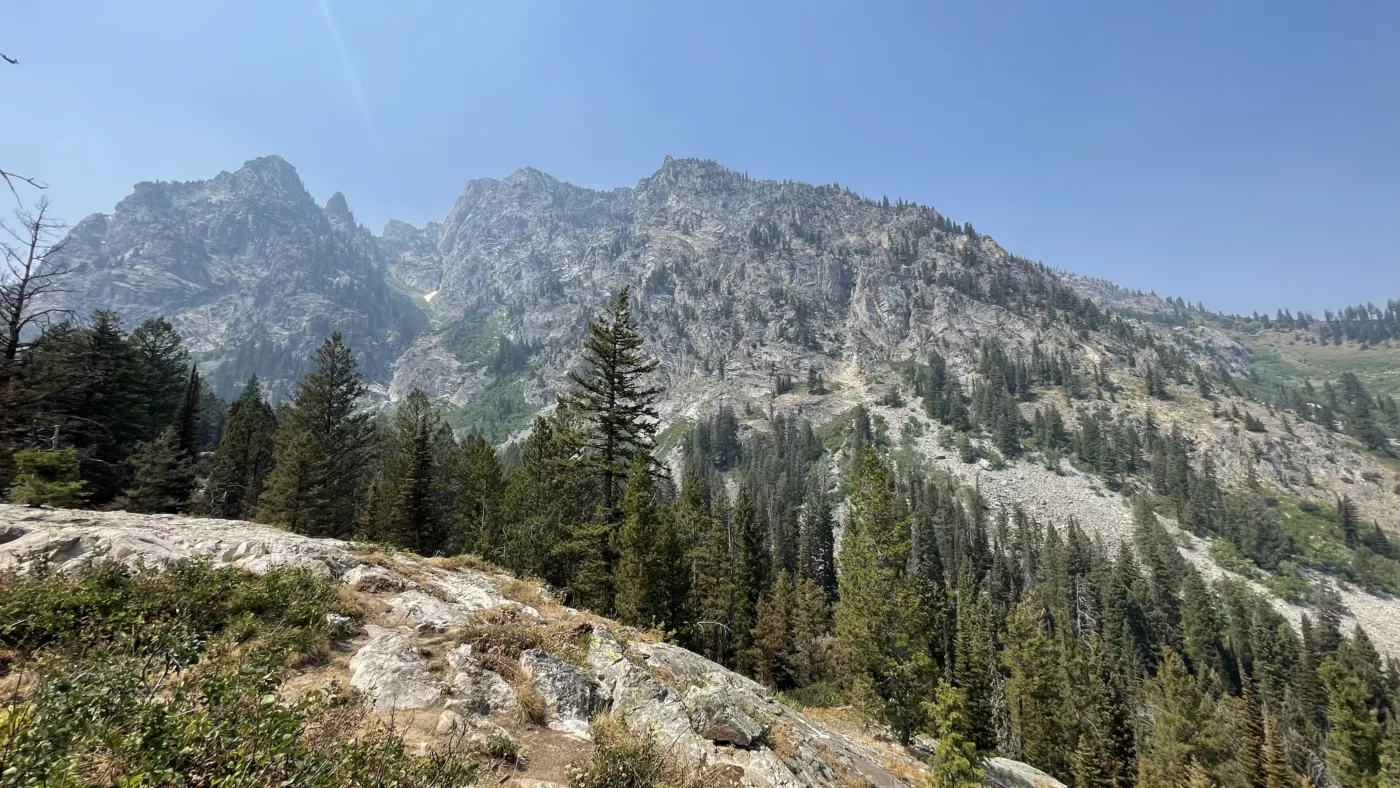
[113, 427, 193, 514]
[562, 287, 662, 512]
[798, 471, 837, 603]
[394, 409, 439, 554]
[691, 491, 736, 664]
[836, 446, 934, 743]
[453, 433, 503, 554]
[258, 333, 374, 537]
[204, 377, 277, 520]
[925, 682, 985, 788]
[731, 484, 768, 673]
[614, 455, 688, 632]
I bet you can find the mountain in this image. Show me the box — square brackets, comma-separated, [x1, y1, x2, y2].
[48, 156, 427, 400]
[47, 154, 1398, 536]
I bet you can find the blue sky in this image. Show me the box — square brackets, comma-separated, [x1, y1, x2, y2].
[4, 0, 1397, 314]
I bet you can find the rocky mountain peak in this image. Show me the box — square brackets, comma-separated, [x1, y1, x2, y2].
[325, 190, 355, 230]
[218, 155, 312, 204]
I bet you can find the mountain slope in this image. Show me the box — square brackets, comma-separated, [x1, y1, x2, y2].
[48, 156, 427, 399]
[45, 155, 1399, 545]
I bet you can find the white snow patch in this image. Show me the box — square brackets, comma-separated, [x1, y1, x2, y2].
[424, 290, 439, 302]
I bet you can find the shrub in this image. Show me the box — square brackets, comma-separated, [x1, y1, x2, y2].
[566, 715, 725, 788]
[5, 448, 87, 508]
[0, 562, 477, 784]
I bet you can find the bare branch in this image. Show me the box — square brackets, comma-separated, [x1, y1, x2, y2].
[0, 170, 47, 206]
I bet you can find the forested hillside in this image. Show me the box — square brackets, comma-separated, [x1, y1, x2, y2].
[6, 265, 1400, 786]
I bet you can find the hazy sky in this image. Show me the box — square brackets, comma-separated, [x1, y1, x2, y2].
[4, 0, 1397, 314]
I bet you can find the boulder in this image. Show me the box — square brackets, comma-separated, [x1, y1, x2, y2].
[684, 686, 765, 748]
[388, 589, 472, 632]
[446, 644, 517, 714]
[342, 563, 412, 592]
[520, 648, 595, 739]
[348, 625, 444, 710]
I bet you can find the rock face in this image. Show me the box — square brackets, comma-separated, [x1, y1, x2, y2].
[45, 156, 426, 400]
[0, 505, 1071, 787]
[520, 648, 597, 739]
[685, 686, 765, 747]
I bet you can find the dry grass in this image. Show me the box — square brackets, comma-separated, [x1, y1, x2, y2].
[458, 607, 593, 673]
[566, 715, 742, 788]
[515, 678, 548, 727]
[428, 553, 502, 574]
[352, 550, 456, 602]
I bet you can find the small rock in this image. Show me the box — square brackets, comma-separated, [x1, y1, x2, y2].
[437, 709, 467, 735]
[446, 644, 517, 714]
[325, 612, 359, 638]
[684, 686, 764, 748]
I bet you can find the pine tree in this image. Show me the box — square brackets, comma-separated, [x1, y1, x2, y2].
[789, 575, 831, 688]
[1320, 659, 1383, 788]
[5, 448, 87, 507]
[453, 433, 503, 554]
[128, 317, 191, 440]
[798, 471, 837, 603]
[258, 333, 374, 537]
[1000, 601, 1065, 774]
[731, 485, 767, 673]
[394, 409, 439, 554]
[114, 427, 193, 514]
[204, 377, 277, 520]
[750, 571, 797, 689]
[615, 456, 688, 633]
[953, 583, 999, 752]
[1262, 713, 1296, 788]
[173, 364, 201, 458]
[691, 492, 735, 664]
[1137, 650, 1222, 788]
[924, 682, 985, 788]
[836, 446, 934, 743]
[562, 287, 662, 511]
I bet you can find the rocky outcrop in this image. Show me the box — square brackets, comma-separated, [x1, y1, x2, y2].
[446, 644, 517, 715]
[684, 686, 765, 747]
[0, 505, 1072, 786]
[349, 625, 444, 710]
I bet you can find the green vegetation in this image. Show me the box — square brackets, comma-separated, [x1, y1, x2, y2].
[1241, 334, 1400, 399]
[447, 375, 539, 444]
[440, 310, 504, 366]
[0, 562, 479, 785]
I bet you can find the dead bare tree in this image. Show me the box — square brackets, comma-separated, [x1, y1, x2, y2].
[2, 47, 48, 203]
[1, 196, 71, 391]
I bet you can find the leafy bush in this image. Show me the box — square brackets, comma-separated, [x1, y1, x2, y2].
[0, 562, 479, 785]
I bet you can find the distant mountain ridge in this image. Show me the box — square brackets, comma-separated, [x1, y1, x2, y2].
[46, 155, 1399, 532]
